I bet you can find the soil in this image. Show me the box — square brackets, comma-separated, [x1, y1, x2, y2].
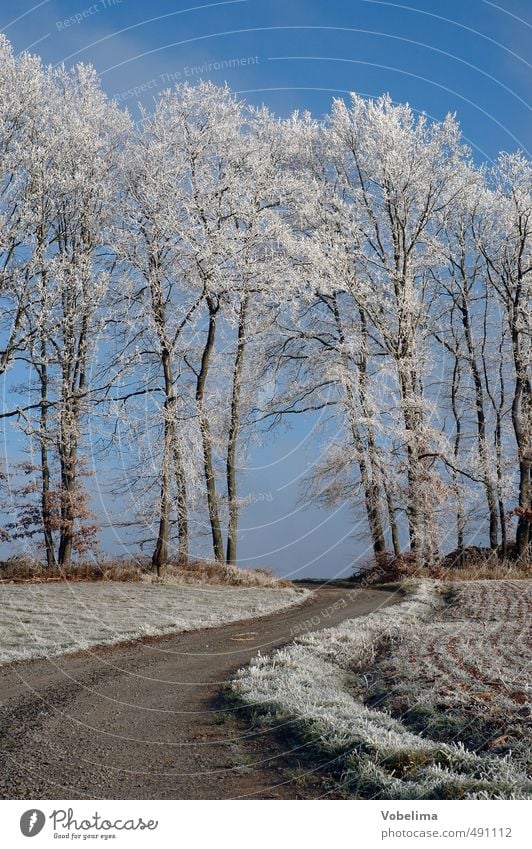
[0, 583, 398, 799]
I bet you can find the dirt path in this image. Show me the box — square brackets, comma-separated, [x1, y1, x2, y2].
[0, 584, 398, 799]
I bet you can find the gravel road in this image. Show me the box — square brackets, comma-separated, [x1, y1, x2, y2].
[0, 584, 398, 799]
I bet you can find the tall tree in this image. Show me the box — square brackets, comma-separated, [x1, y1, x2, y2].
[326, 94, 470, 555]
[434, 178, 501, 549]
[4, 62, 128, 566]
[477, 154, 532, 557]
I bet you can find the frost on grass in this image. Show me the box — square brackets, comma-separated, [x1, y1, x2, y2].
[0, 582, 308, 664]
[372, 581, 532, 781]
[231, 580, 532, 800]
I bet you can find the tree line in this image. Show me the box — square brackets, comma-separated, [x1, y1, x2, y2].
[0, 35, 530, 571]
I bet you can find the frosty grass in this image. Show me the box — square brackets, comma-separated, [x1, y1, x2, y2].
[231, 580, 532, 799]
[0, 582, 308, 664]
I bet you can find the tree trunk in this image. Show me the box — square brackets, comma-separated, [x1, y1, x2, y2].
[506, 264, 530, 558]
[357, 307, 387, 559]
[38, 343, 56, 569]
[148, 258, 190, 565]
[382, 472, 401, 556]
[483, 322, 508, 559]
[516, 459, 531, 557]
[152, 427, 170, 576]
[226, 294, 248, 564]
[34, 254, 56, 567]
[57, 374, 76, 569]
[196, 298, 225, 562]
[450, 356, 465, 551]
[460, 299, 499, 548]
[512, 363, 531, 558]
[398, 366, 423, 553]
[173, 439, 189, 561]
[57, 275, 90, 568]
[153, 352, 190, 571]
[57, 452, 75, 568]
[329, 295, 386, 559]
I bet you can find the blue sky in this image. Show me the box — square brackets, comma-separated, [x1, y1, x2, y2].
[2, 0, 530, 160]
[1, 1, 531, 577]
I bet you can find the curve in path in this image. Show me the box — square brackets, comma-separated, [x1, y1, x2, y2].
[0, 584, 398, 799]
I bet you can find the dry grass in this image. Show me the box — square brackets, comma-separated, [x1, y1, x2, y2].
[0, 555, 291, 589]
[353, 546, 532, 585]
[0, 556, 144, 583]
[157, 559, 292, 588]
[437, 560, 532, 581]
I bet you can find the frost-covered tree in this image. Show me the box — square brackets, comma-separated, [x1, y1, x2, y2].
[2, 60, 128, 566]
[323, 95, 472, 556]
[476, 154, 532, 558]
[112, 86, 296, 567]
[111, 96, 204, 571]
[0, 31, 530, 570]
[432, 171, 505, 551]
[0, 37, 45, 382]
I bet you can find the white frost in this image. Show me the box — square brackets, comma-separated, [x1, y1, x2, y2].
[0, 582, 309, 664]
[232, 580, 531, 799]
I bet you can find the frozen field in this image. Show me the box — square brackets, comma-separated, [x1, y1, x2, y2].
[232, 580, 532, 799]
[0, 582, 308, 664]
